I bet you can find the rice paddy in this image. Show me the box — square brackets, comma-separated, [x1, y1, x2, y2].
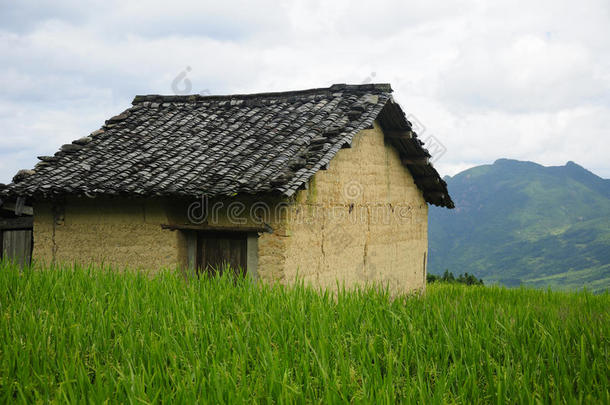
[0, 261, 608, 403]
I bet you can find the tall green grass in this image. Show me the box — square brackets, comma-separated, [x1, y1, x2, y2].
[0, 261, 608, 403]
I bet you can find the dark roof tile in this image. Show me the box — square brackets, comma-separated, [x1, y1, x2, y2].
[2, 84, 453, 207]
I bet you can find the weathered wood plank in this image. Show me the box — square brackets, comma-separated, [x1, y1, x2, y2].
[0, 217, 34, 230]
[246, 234, 259, 280]
[196, 232, 248, 277]
[0, 202, 33, 216]
[2, 230, 32, 268]
[161, 223, 272, 233]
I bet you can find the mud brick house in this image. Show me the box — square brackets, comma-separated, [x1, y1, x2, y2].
[0, 84, 453, 293]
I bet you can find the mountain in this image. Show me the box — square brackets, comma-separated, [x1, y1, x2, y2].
[428, 159, 610, 293]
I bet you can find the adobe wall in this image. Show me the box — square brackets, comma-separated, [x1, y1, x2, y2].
[32, 198, 179, 272]
[283, 121, 429, 294]
[32, 195, 289, 279]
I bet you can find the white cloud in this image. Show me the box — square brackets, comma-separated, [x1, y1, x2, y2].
[0, 0, 609, 185]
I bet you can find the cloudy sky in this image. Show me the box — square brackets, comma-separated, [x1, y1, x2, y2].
[1, 0, 609, 184]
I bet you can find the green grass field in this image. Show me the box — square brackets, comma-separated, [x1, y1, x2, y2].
[0, 261, 608, 403]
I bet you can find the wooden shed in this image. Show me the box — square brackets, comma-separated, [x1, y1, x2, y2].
[0, 84, 453, 293]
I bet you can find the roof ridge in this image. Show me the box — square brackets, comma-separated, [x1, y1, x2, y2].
[132, 83, 393, 105]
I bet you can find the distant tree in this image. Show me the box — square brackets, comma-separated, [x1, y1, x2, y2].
[427, 270, 484, 286]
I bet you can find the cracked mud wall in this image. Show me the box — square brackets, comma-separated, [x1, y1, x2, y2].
[32, 198, 179, 272]
[32, 196, 289, 278]
[283, 121, 429, 294]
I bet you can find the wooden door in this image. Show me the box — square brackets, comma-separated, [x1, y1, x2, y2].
[2, 230, 33, 268]
[196, 232, 247, 276]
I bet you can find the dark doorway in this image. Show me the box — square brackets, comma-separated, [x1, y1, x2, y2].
[0, 215, 34, 268]
[196, 231, 247, 277]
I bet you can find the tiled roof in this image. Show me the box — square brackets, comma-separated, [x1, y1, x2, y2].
[0, 84, 453, 208]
